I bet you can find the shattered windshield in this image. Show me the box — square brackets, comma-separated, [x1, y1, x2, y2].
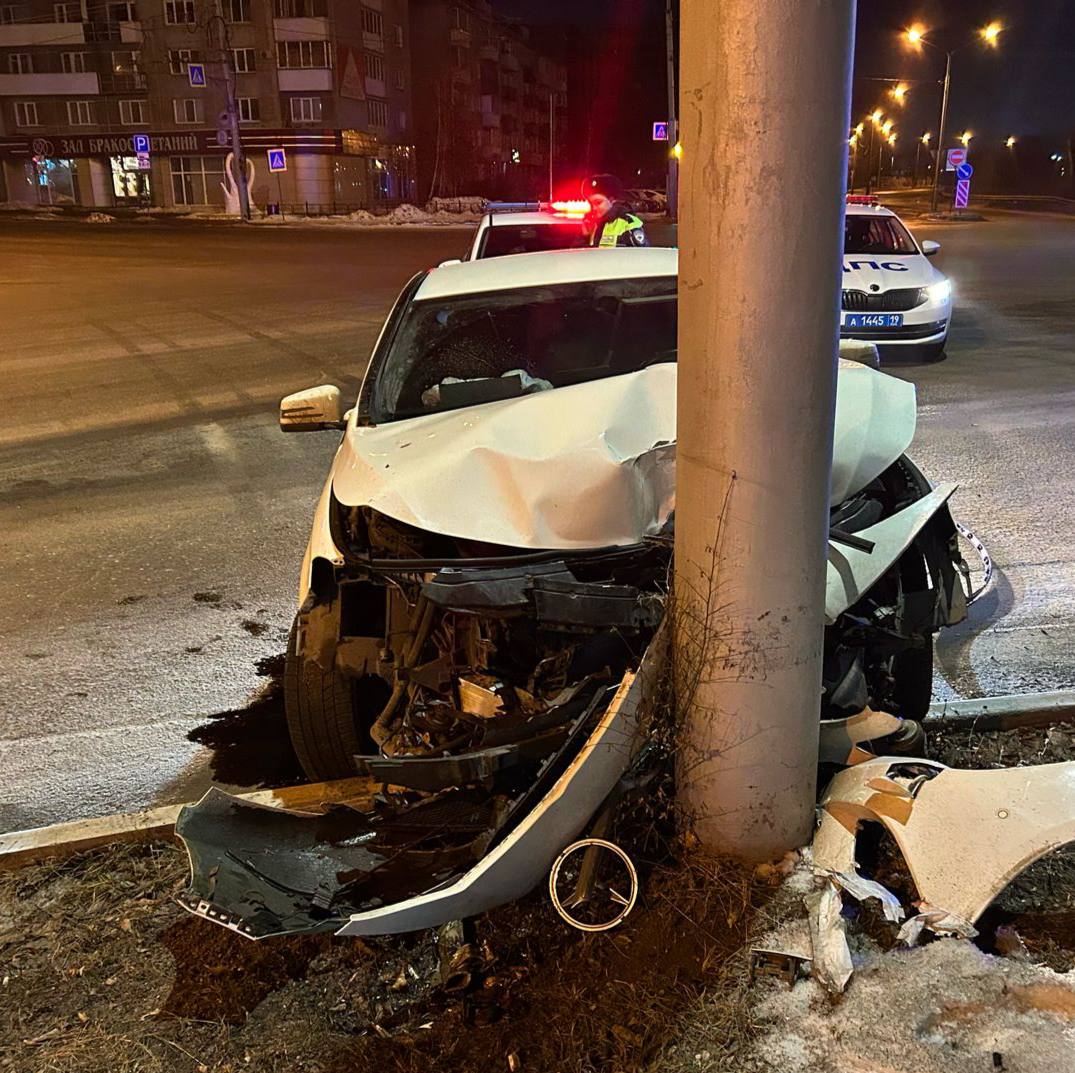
[374, 276, 678, 420]
[844, 216, 918, 255]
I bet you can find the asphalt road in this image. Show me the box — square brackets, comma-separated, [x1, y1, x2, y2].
[1, 214, 1072, 832]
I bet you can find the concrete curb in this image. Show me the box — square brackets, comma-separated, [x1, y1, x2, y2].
[925, 690, 1075, 732]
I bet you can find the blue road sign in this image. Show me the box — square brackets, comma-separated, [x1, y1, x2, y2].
[188, 63, 206, 87]
[267, 148, 287, 173]
[955, 161, 974, 180]
[132, 133, 150, 154]
[652, 121, 668, 141]
[954, 178, 971, 209]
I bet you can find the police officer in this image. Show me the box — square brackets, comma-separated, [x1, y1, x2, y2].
[582, 174, 649, 247]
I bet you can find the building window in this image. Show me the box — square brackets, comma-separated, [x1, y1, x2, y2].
[107, 1, 136, 19]
[237, 96, 259, 122]
[225, 0, 249, 20]
[111, 49, 140, 72]
[168, 48, 198, 74]
[452, 6, 469, 31]
[164, 1, 196, 25]
[365, 53, 383, 81]
[277, 39, 330, 68]
[7, 52, 32, 73]
[393, 24, 403, 48]
[393, 68, 404, 90]
[119, 98, 147, 124]
[274, 0, 324, 15]
[361, 6, 382, 37]
[231, 47, 255, 72]
[0, 6, 17, 24]
[54, 2, 81, 22]
[14, 100, 39, 126]
[62, 51, 88, 72]
[67, 100, 95, 125]
[173, 97, 202, 123]
[367, 97, 387, 128]
[171, 155, 224, 205]
[289, 96, 322, 123]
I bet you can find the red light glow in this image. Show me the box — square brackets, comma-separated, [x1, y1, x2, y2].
[547, 199, 590, 216]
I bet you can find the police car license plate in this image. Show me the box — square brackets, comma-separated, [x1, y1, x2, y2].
[844, 313, 903, 328]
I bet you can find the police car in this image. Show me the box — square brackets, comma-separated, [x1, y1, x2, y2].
[842, 197, 952, 359]
[464, 201, 590, 260]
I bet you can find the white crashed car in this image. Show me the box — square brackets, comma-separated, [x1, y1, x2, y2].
[175, 248, 969, 941]
[842, 199, 952, 360]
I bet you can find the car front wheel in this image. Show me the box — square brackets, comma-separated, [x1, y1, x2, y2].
[283, 618, 386, 781]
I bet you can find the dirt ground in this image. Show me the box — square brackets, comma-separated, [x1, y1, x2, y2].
[0, 838, 784, 1073]
[4, 720, 1075, 1073]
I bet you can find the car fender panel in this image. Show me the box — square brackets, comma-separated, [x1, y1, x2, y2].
[825, 483, 957, 623]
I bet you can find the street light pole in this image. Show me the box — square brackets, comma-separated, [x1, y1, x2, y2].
[664, 0, 678, 220]
[211, 0, 249, 220]
[929, 50, 952, 213]
[675, 0, 853, 860]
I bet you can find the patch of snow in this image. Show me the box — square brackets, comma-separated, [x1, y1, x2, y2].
[85, 212, 115, 223]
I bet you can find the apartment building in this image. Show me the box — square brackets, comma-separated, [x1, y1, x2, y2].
[0, 0, 414, 210]
[409, 0, 566, 201]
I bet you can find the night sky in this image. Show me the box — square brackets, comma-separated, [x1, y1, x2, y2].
[493, 0, 1075, 184]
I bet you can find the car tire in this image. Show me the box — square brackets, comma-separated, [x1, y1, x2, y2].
[284, 617, 366, 781]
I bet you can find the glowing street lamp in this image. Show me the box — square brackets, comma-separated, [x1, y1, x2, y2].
[889, 82, 909, 105]
[1005, 135, 1017, 149]
[901, 21, 1003, 211]
[959, 130, 973, 147]
[870, 109, 884, 125]
[881, 118, 894, 136]
[854, 122, 865, 137]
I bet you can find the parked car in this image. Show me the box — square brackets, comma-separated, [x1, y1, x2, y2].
[175, 247, 969, 941]
[842, 197, 952, 360]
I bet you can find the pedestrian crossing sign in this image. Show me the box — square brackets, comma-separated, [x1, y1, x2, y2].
[267, 148, 287, 173]
[188, 63, 206, 87]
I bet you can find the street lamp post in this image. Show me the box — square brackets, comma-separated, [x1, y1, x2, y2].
[930, 49, 953, 213]
[905, 22, 1002, 213]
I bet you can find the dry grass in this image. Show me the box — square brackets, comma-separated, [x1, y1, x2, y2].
[0, 833, 788, 1073]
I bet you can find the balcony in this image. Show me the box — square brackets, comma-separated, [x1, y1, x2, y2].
[278, 67, 333, 92]
[273, 16, 329, 41]
[363, 31, 383, 53]
[364, 76, 385, 97]
[0, 22, 89, 46]
[0, 72, 101, 95]
[449, 27, 471, 45]
[99, 72, 147, 94]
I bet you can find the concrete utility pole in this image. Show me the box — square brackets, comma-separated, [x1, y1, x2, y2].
[675, 0, 855, 860]
[664, 0, 678, 219]
[211, 0, 250, 221]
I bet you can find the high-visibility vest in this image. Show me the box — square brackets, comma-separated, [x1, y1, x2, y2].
[591, 212, 647, 247]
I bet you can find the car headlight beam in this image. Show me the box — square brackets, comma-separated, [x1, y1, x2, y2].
[927, 279, 951, 305]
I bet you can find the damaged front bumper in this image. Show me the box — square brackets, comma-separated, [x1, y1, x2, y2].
[175, 639, 660, 939]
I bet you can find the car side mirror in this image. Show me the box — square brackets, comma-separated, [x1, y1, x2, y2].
[921, 239, 941, 257]
[280, 385, 345, 432]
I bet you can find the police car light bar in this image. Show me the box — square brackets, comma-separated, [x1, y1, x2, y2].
[846, 194, 880, 205]
[546, 199, 590, 216]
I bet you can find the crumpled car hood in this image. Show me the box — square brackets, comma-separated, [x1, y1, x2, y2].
[331, 361, 915, 550]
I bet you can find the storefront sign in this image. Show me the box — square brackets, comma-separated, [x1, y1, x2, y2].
[2, 130, 347, 159]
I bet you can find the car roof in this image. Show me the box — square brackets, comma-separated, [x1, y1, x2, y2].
[416, 247, 679, 302]
[483, 211, 586, 227]
[846, 203, 898, 219]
